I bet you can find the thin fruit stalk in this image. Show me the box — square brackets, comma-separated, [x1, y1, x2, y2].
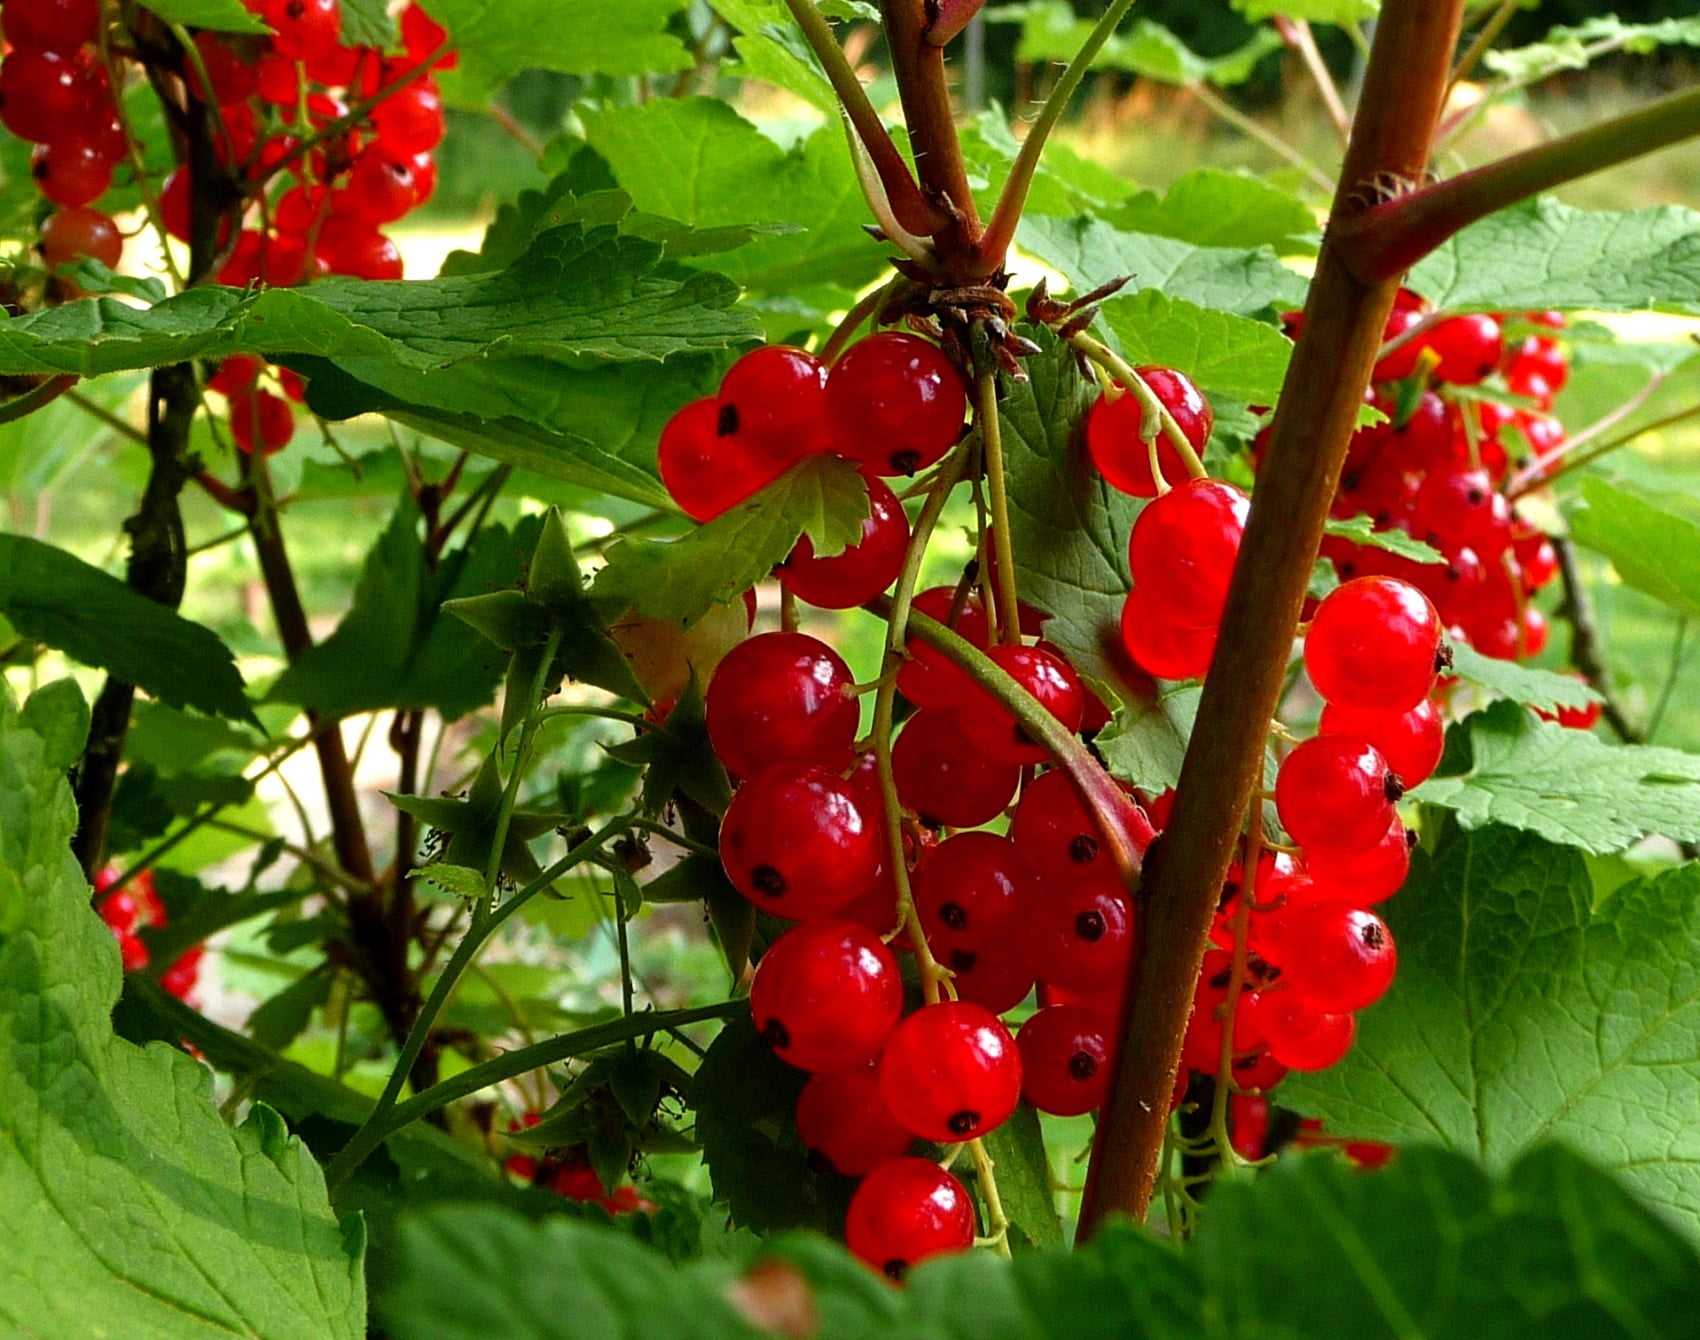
[1077, 0, 1468, 1236]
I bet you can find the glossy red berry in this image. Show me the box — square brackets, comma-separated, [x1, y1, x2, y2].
[1306, 817, 1413, 905]
[897, 585, 990, 709]
[750, 921, 902, 1072]
[953, 643, 1085, 766]
[264, 0, 343, 60]
[208, 355, 264, 398]
[316, 220, 403, 279]
[1260, 902, 1398, 1013]
[946, 948, 1035, 1017]
[718, 345, 827, 463]
[1275, 735, 1401, 853]
[30, 135, 114, 208]
[1084, 367, 1212, 498]
[1010, 768, 1153, 884]
[400, 2, 457, 68]
[40, 206, 121, 270]
[0, 49, 95, 143]
[1304, 576, 1443, 713]
[719, 763, 882, 918]
[779, 474, 909, 609]
[1, 0, 100, 53]
[229, 389, 296, 455]
[1421, 313, 1503, 386]
[1017, 1005, 1112, 1116]
[1127, 478, 1249, 626]
[825, 332, 966, 476]
[371, 76, 445, 154]
[1257, 994, 1356, 1071]
[187, 32, 259, 104]
[1317, 697, 1444, 790]
[795, 1066, 914, 1177]
[657, 397, 779, 522]
[1372, 306, 1426, 382]
[1120, 586, 1217, 681]
[161, 946, 204, 1001]
[845, 1158, 975, 1280]
[879, 1000, 1022, 1142]
[1413, 466, 1511, 559]
[891, 708, 1020, 829]
[343, 145, 419, 223]
[1030, 874, 1136, 994]
[705, 632, 858, 780]
[910, 832, 1034, 954]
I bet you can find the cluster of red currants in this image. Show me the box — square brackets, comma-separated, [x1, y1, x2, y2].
[94, 866, 203, 1002]
[501, 1114, 656, 1216]
[1295, 294, 1573, 667]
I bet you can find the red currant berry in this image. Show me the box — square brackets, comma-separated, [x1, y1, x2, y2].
[1120, 586, 1217, 681]
[1413, 465, 1511, 559]
[1257, 993, 1356, 1071]
[400, 3, 457, 68]
[825, 332, 966, 476]
[845, 1158, 975, 1280]
[796, 1066, 914, 1177]
[1304, 576, 1443, 713]
[778, 474, 909, 610]
[879, 1000, 1022, 1142]
[161, 946, 204, 1001]
[1275, 735, 1401, 853]
[1084, 368, 1212, 498]
[1260, 902, 1397, 1013]
[1, 0, 99, 52]
[911, 831, 1035, 953]
[371, 75, 445, 154]
[1317, 697, 1444, 790]
[30, 135, 113, 208]
[208, 355, 264, 398]
[264, 0, 342, 60]
[1127, 478, 1249, 626]
[1229, 1093, 1272, 1161]
[116, 929, 150, 972]
[946, 948, 1035, 1017]
[1029, 873, 1136, 994]
[229, 388, 296, 455]
[1, 49, 99, 143]
[1306, 817, 1413, 905]
[40, 206, 121, 270]
[719, 763, 882, 918]
[1372, 306, 1426, 382]
[1010, 768, 1153, 884]
[1017, 1005, 1112, 1116]
[750, 921, 902, 1072]
[718, 345, 828, 463]
[316, 220, 403, 279]
[704, 632, 858, 780]
[1421, 313, 1504, 386]
[953, 643, 1085, 766]
[342, 145, 419, 223]
[657, 397, 781, 522]
[891, 708, 1020, 829]
[1513, 531, 1558, 592]
[898, 584, 991, 709]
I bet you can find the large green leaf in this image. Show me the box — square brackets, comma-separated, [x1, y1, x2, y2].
[1415, 700, 1700, 853]
[0, 533, 255, 724]
[267, 508, 530, 720]
[1484, 16, 1700, 84]
[1017, 214, 1308, 318]
[0, 684, 364, 1337]
[1102, 168, 1318, 254]
[1447, 641, 1602, 715]
[136, 0, 269, 31]
[1097, 290, 1293, 408]
[0, 225, 757, 377]
[1284, 820, 1700, 1239]
[420, 0, 690, 93]
[377, 1143, 1700, 1339]
[593, 455, 872, 625]
[1409, 198, 1700, 315]
[576, 99, 883, 300]
[1568, 476, 1700, 621]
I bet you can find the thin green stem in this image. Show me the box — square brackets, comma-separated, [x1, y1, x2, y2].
[779, 0, 947, 236]
[977, 374, 1024, 647]
[1647, 619, 1690, 744]
[968, 1136, 1013, 1259]
[1070, 333, 1208, 482]
[975, 0, 1140, 272]
[820, 279, 900, 365]
[484, 629, 564, 892]
[1448, 0, 1520, 96]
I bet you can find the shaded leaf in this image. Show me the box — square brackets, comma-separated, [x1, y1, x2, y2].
[1568, 476, 1700, 621]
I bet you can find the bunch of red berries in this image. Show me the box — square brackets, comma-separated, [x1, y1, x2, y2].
[1293, 294, 1571, 663]
[501, 1114, 657, 1216]
[94, 867, 203, 1002]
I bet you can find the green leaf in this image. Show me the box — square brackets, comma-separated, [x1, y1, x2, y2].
[1098, 684, 1201, 795]
[17, 677, 89, 772]
[1102, 168, 1318, 254]
[1484, 16, 1700, 84]
[1098, 290, 1293, 408]
[0, 534, 255, 725]
[593, 455, 871, 625]
[606, 674, 731, 817]
[249, 969, 333, 1052]
[422, 0, 690, 93]
[980, 1102, 1062, 1249]
[268, 507, 526, 721]
[577, 99, 881, 303]
[0, 687, 365, 1338]
[530, 509, 650, 703]
[1415, 700, 1700, 853]
[1283, 819, 1700, 1238]
[135, 0, 270, 32]
[1409, 197, 1700, 316]
[1448, 641, 1601, 715]
[336, 0, 394, 47]
[1232, 0, 1378, 24]
[1569, 476, 1700, 621]
[991, 4, 1282, 87]
[1017, 214, 1308, 319]
[408, 863, 489, 902]
[1323, 514, 1445, 564]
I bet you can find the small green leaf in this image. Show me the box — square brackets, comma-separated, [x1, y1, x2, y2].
[135, 0, 270, 32]
[336, 0, 394, 47]
[0, 534, 254, 725]
[1323, 514, 1445, 564]
[1098, 684, 1201, 795]
[1568, 476, 1700, 621]
[1103, 168, 1318, 254]
[249, 969, 333, 1052]
[408, 863, 490, 902]
[981, 1102, 1062, 1249]
[607, 675, 731, 817]
[442, 589, 549, 654]
[17, 678, 88, 772]
[593, 455, 872, 625]
[991, 4, 1282, 87]
[1448, 641, 1601, 715]
[1232, 0, 1378, 24]
[1414, 700, 1700, 853]
[1484, 16, 1700, 83]
[1098, 290, 1294, 408]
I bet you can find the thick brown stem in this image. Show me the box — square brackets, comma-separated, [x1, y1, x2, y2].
[880, 0, 980, 257]
[1076, 0, 1466, 1239]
